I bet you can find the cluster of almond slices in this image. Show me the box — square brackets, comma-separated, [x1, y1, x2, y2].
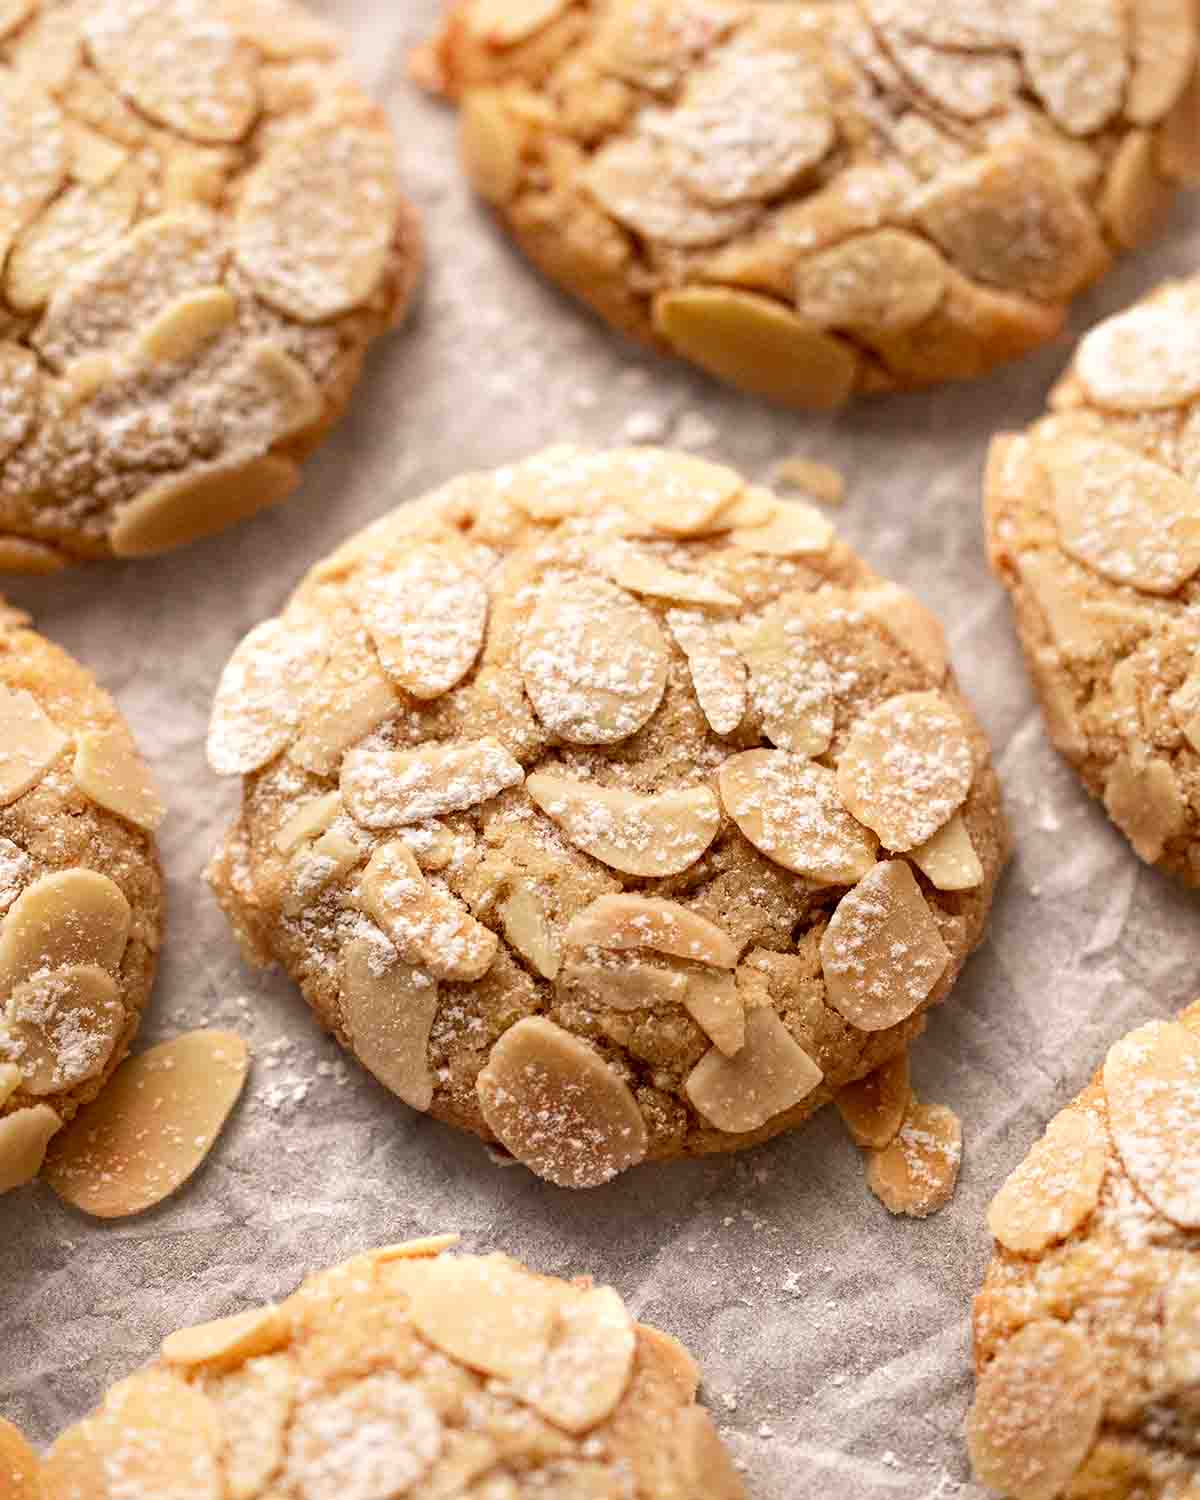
[208, 446, 1003, 1189]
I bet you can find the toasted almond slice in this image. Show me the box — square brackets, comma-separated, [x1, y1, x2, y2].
[685, 1006, 822, 1133]
[207, 616, 327, 776]
[986, 1107, 1108, 1254]
[519, 1284, 637, 1433]
[1127, 0, 1196, 123]
[583, 136, 756, 248]
[477, 1016, 648, 1187]
[1108, 753, 1186, 862]
[110, 454, 301, 559]
[564, 894, 739, 968]
[499, 884, 560, 979]
[1015, 0, 1128, 134]
[284, 1372, 440, 1497]
[665, 611, 747, 737]
[357, 840, 497, 982]
[0, 1416, 41, 1500]
[892, 34, 1019, 119]
[275, 790, 342, 855]
[3, 964, 124, 1095]
[0, 684, 69, 805]
[0, 1103, 60, 1193]
[734, 502, 834, 559]
[460, 88, 527, 204]
[0, 869, 130, 993]
[1161, 58, 1200, 183]
[910, 812, 983, 891]
[771, 458, 846, 507]
[0, 72, 66, 265]
[361, 549, 489, 700]
[136, 286, 237, 366]
[821, 861, 950, 1030]
[98, 1371, 223, 1500]
[519, 574, 669, 745]
[558, 955, 693, 1012]
[282, 823, 364, 916]
[72, 729, 165, 832]
[6, 164, 141, 313]
[967, 1321, 1103, 1500]
[1075, 299, 1200, 410]
[162, 1305, 289, 1370]
[339, 934, 438, 1112]
[0, 1063, 18, 1107]
[835, 1051, 910, 1149]
[597, 545, 739, 608]
[469, 0, 573, 44]
[610, 448, 745, 537]
[711, 485, 777, 531]
[794, 230, 947, 333]
[526, 772, 720, 877]
[719, 751, 877, 884]
[1103, 1019, 1200, 1228]
[219, 0, 342, 58]
[1100, 131, 1173, 250]
[866, 1097, 961, 1217]
[680, 969, 744, 1056]
[205, 1355, 293, 1500]
[43, 1030, 249, 1218]
[0, 346, 39, 464]
[371, 1234, 462, 1263]
[342, 740, 524, 828]
[288, 627, 397, 776]
[856, 584, 948, 680]
[742, 613, 835, 754]
[837, 691, 973, 852]
[1164, 1262, 1200, 1387]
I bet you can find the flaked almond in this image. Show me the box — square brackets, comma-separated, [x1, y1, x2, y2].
[1129, 0, 1196, 122]
[275, 790, 342, 855]
[665, 611, 747, 737]
[794, 230, 947, 333]
[680, 969, 744, 1056]
[98, 1371, 224, 1500]
[209, 1354, 294, 1500]
[986, 1107, 1108, 1255]
[602, 449, 746, 536]
[821, 861, 951, 1031]
[1015, 0, 1128, 134]
[519, 573, 669, 745]
[0, 1102, 60, 1193]
[597, 544, 739, 608]
[730, 500, 833, 556]
[1075, 299, 1200, 411]
[207, 616, 327, 776]
[771, 457, 846, 507]
[910, 812, 983, 891]
[136, 286, 237, 366]
[339, 934, 438, 1112]
[110, 455, 301, 559]
[371, 1234, 461, 1263]
[2, 965, 124, 1096]
[857, 584, 949, 681]
[1103, 754, 1187, 864]
[0, 869, 130, 993]
[1100, 131, 1173, 251]
[837, 691, 973, 852]
[519, 1284, 637, 1433]
[283, 1371, 440, 1498]
[162, 1305, 289, 1371]
[835, 1051, 910, 1149]
[288, 627, 398, 777]
[743, 612, 835, 755]
[0, 684, 68, 805]
[282, 824, 363, 917]
[1171, 665, 1200, 752]
[477, 1016, 647, 1187]
[866, 1097, 961, 1218]
[685, 1005, 822, 1133]
[42, 1030, 249, 1218]
[460, 89, 526, 205]
[0, 72, 66, 265]
[343, 739, 523, 829]
[1103, 1019, 1200, 1228]
[719, 750, 877, 884]
[583, 136, 756, 248]
[499, 883, 560, 979]
[6, 163, 141, 313]
[0, 346, 38, 464]
[526, 772, 719, 877]
[361, 549, 489, 700]
[0, 1416, 41, 1500]
[565, 894, 739, 967]
[357, 840, 497, 982]
[1164, 1263, 1200, 1388]
[711, 486, 776, 531]
[72, 729, 165, 832]
[558, 955, 693, 1012]
[0, 1063, 18, 1107]
[468, 0, 573, 45]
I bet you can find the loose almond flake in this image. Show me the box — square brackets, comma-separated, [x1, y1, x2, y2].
[821, 861, 951, 1030]
[162, 1305, 289, 1370]
[526, 772, 720, 877]
[866, 1096, 961, 1217]
[1103, 1019, 1200, 1228]
[72, 729, 165, 832]
[0, 869, 130, 994]
[0, 684, 69, 805]
[499, 883, 560, 979]
[597, 545, 739, 607]
[835, 1051, 910, 1149]
[565, 894, 739, 967]
[0, 1416, 41, 1500]
[517, 1285, 637, 1434]
[1164, 1262, 1200, 1387]
[357, 840, 497, 982]
[2, 964, 123, 1095]
[665, 611, 747, 736]
[0, 1103, 60, 1193]
[361, 549, 489, 700]
[342, 739, 524, 828]
[987, 1106, 1108, 1254]
[207, 616, 327, 775]
[476, 1016, 648, 1188]
[43, 1030, 248, 1218]
[1015, 0, 1128, 135]
[910, 812, 983, 891]
[967, 1321, 1103, 1500]
[720, 750, 877, 884]
[742, 613, 835, 755]
[837, 691, 974, 852]
[685, 1005, 822, 1133]
[339, 934, 438, 1111]
[1075, 301, 1200, 411]
[469, 0, 573, 45]
[110, 454, 302, 559]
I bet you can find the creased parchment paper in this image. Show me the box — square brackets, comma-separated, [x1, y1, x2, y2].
[3, 5, 1200, 1495]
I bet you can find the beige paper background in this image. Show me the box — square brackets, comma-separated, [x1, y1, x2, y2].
[3, 4, 1200, 1495]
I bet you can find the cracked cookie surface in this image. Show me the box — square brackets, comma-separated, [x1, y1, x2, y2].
[0, 0, 420, 568]
[426, 0, 1199, 408]
[206, 445, 1008, 1189]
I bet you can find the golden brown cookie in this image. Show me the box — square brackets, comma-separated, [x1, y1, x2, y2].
[968, 1000, 1200, 1500]
[985, 276, 1200, 886]
[425, 0, 1198, 408]
[206, 445, 1008, 1189]
[0, 601, 163, 1195]
[0, 0, 421, 568]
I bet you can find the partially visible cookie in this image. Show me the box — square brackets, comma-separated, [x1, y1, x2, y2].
[206, 445, 1008, 1189]
[42, 1237, 746, 1500]
[0, 602, 164, 1195]
[426, 0, 1198, 407]
[0, 0, 421, 567]
[986, 276, 1200, 886]
[968, 1000, 1200, 1500]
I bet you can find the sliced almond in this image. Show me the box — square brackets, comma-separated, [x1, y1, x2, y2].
[275, 790, 342, 855]
[680, 969, 744, 1056]
[288, 627, 398, 777]
[339, 934, 438, 1112]
[665, 611, 747, 737]
[526, 772, 720, 877]
[742, 612, 835, 754]
[558, 955, 693, 1012]
[371, 1234, 461, 1262]
[357, 840, 497, 982]
[1104, 754, 1188, 864]
[857, 584, 949, 681]
[1015, 0, 1128, 135]
[866, 1097, 961, 1217]
[0, 1064, 18, 1107]
[732, 501, 834, 558]
[0, 345, 39, 464]
[0, 684, 69, 805]
[162, 1305, 289, 1370]
[6, 164, 141, 314]
[361, 549, 489, 700]
[597, 544, 739, 608]
[794, 230, 947, 333]
[837, 691, 974, 852]
[499, 883, 560, 979]
[342, 739, 524, 829]
[564, 894, 739, 967]
[1075, 299, 1200, 411]
[1100, 131, 1173, 251]
[0, 1103, 61, 1193]
[1164, 1262, 1200, 1388]
[821, 861, 951, 1031]
[0, 869, 130, 993]
[519, 1284, 637, 1433]
[771, 457, 846, 507]
[206, 1354, 294, 1500]
[220, 0, 341, 57]
[986, 1106, 1108, 1255]
[397, 1253, 559, 1380]
[284, 1371, 440, 1499]
[583, 135, 756, 248]
[1128, 0, 1196, 123]
[110, 454, 301, 559]
[460, 88, 527, 205]
[42, 1030, 249, 1218]
[136, 286, 237, 366]
[0, 1416, 42, 1500]
[711, 486, 777, 531]
[882, 32, 1019, 119]
[65, 118, 128, 185]
[685, 1005, 822, 1133]
[0, 72, 66, 265]
[3, 964, 124, 1096]
[910, 812, 983, 891]
[1103, 1019, 1200, 1228]
[519, 574, 669, 745]
[835, 1051, 910, 1149]
[967, 1321, 1103, 1500]
[282, 822, 364, 916]
[207, 616, 327, 776]
[72, 729, 165, 832]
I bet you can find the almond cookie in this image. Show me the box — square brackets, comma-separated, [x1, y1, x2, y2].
[968, 1000, 1200, 1500]
[985, 276, 1200, 886]
[424, 0, 1198, 408]
[0, 0, 420, 568]
[0, 601, 164, 1196]
[206, 445, 1008, 1189]
[40, 1237, 745, 1500]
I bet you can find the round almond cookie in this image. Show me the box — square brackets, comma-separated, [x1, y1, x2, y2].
[40, 1237, 746, 1500]
[206, 446, 1008, 1189]
[0, 600, 164, 1196]
[968, 1000, 1200, 1500]
[0, 0, 421, 569]
[425, 0, 1199, 409]
[985, 276, 1200, 886]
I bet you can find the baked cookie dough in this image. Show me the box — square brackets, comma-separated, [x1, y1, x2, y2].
[0, 0, 421, 568]
[41, 1237, 745, 1500]
[986, 276, 1200, 886]
[207, 445, 1008, 1188]
[426, 0, 1199, 408]
[0, 601, 164, 1195]
[968, 1000, 1200, 1500]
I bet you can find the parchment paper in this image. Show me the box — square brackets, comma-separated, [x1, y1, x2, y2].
[3, 5, 1200, 1494]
